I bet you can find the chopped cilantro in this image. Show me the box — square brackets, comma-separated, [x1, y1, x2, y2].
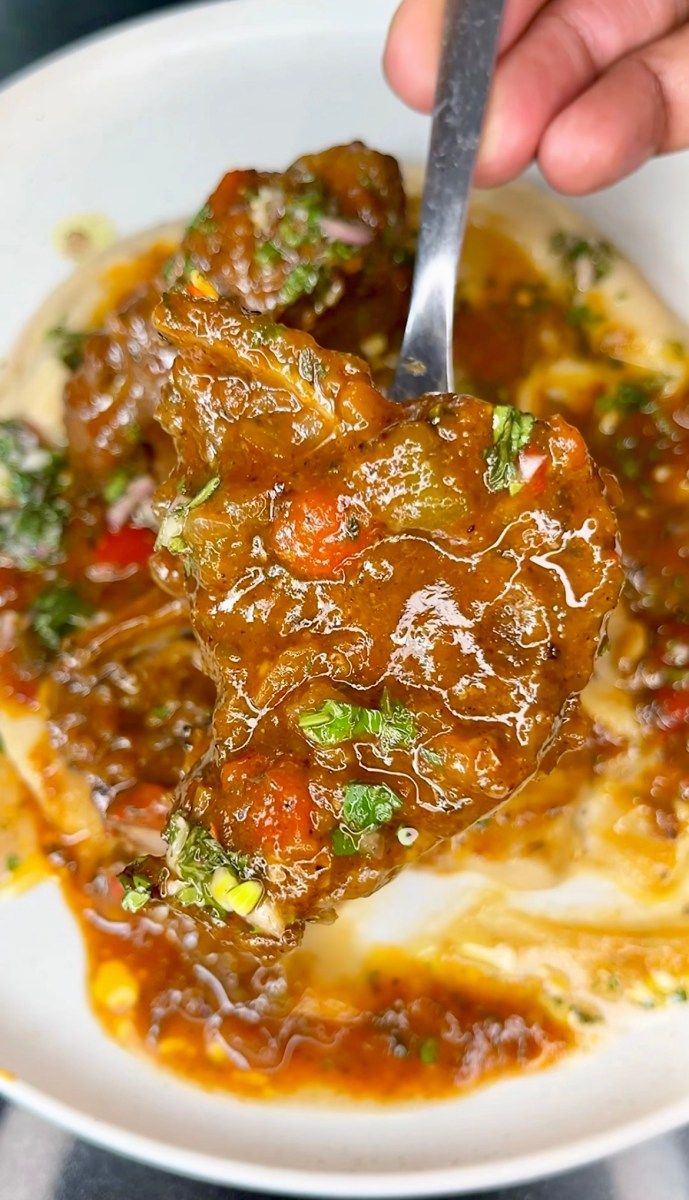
[125, 422, 142, 445]
[299, 691, 417, 752]
[102, 468, 130, 504]
[5, 854, 20, 873]
[119, 867, 152, 913]
[420, 747, 443, 768]
[254, 241, 283, 267]
[186, 203, 217, 237]
[597, 381, 656, 415]
[550, 231, 613, 288]
[0, 421, 68, 571]
[30, 583, 93, 652]
[331, 827, 361, 857]
[330, 780, 404, 857]
[48, 325, 89, 372]
[484, 405, 535, 494]
[278, 264, 321, 307]
[342, 781, 403, 831]
[160, 814, 251, 921]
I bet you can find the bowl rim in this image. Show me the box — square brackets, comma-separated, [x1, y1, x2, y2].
[2, 0, 689, 1193]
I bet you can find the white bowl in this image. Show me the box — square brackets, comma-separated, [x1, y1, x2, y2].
[2, 1, 689, 1193]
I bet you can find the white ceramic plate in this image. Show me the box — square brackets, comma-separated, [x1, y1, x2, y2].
[3, 1, 689, 1193]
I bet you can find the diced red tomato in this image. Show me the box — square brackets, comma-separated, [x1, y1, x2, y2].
[93, 524, 155, 569]
[272, 488, 371, 579]
[107, 783, 170, 831]
[221, 756, 318, 859]
[653, 688, 689, 732]
[518, 450, 548, 496]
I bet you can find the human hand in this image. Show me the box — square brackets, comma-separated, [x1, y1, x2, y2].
[384, 0, 689, 194]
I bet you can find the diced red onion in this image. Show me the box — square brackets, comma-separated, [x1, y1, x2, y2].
[518, 451, 547, 483]
[319, 217, 373, 247]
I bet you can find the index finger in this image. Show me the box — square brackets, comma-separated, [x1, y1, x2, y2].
[384, 0, 547, 113]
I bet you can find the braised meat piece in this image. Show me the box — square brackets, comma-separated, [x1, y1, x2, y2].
[63, 143, 411, 484]
[131, 289, 620, 948]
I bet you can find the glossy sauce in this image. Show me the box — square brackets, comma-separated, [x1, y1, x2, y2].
[2, 159, 689, 1103]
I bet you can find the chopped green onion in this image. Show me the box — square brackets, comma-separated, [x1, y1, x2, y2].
[224, 879, 264, 917]
[207, 865, 240, 910]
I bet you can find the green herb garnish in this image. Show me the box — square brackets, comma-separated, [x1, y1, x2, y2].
[331, 781, 404, 856]
[186, 203, 217, 237]
[331, 828, 362, 857]
[102, 468, 130, 504]
[155, 476, 220, 555]
[342, 781, 403, 830]
[254, 241, 283, 268]
[5, 854, 20, 873]
[419, 1037, 439, 1065]
[299, 691, 417, 752]
[0, 422, 68, 570]
[278, 264, 321, 307]
[484, 405, 535, 494]
[161, 814, 252, 921]
[597, 381, 656, 415]
[48, 325, 90, 371]
[550, 231, 613, 288]
[150, 702, 175, 722]
[119, 868, 152, 913]
[30, 583, 94, 652]
[297, 347, 326, 385]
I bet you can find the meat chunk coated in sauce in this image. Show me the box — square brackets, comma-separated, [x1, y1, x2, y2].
[133, 289, 621, 948]
[63, 143, 411, 484]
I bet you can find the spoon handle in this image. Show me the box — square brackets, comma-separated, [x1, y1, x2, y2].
[390, 0, 506, 402]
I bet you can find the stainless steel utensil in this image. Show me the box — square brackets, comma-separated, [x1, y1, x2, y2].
[390, 0, 506, 401]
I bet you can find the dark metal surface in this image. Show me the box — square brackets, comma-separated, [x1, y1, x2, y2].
[0, 1, 686, 1196]
[390, 0, 505, 400]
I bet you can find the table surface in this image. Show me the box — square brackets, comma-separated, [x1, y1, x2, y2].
[0, 1, 687, 1197]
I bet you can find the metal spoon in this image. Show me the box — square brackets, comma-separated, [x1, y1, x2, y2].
[390, 0, 507, 402]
